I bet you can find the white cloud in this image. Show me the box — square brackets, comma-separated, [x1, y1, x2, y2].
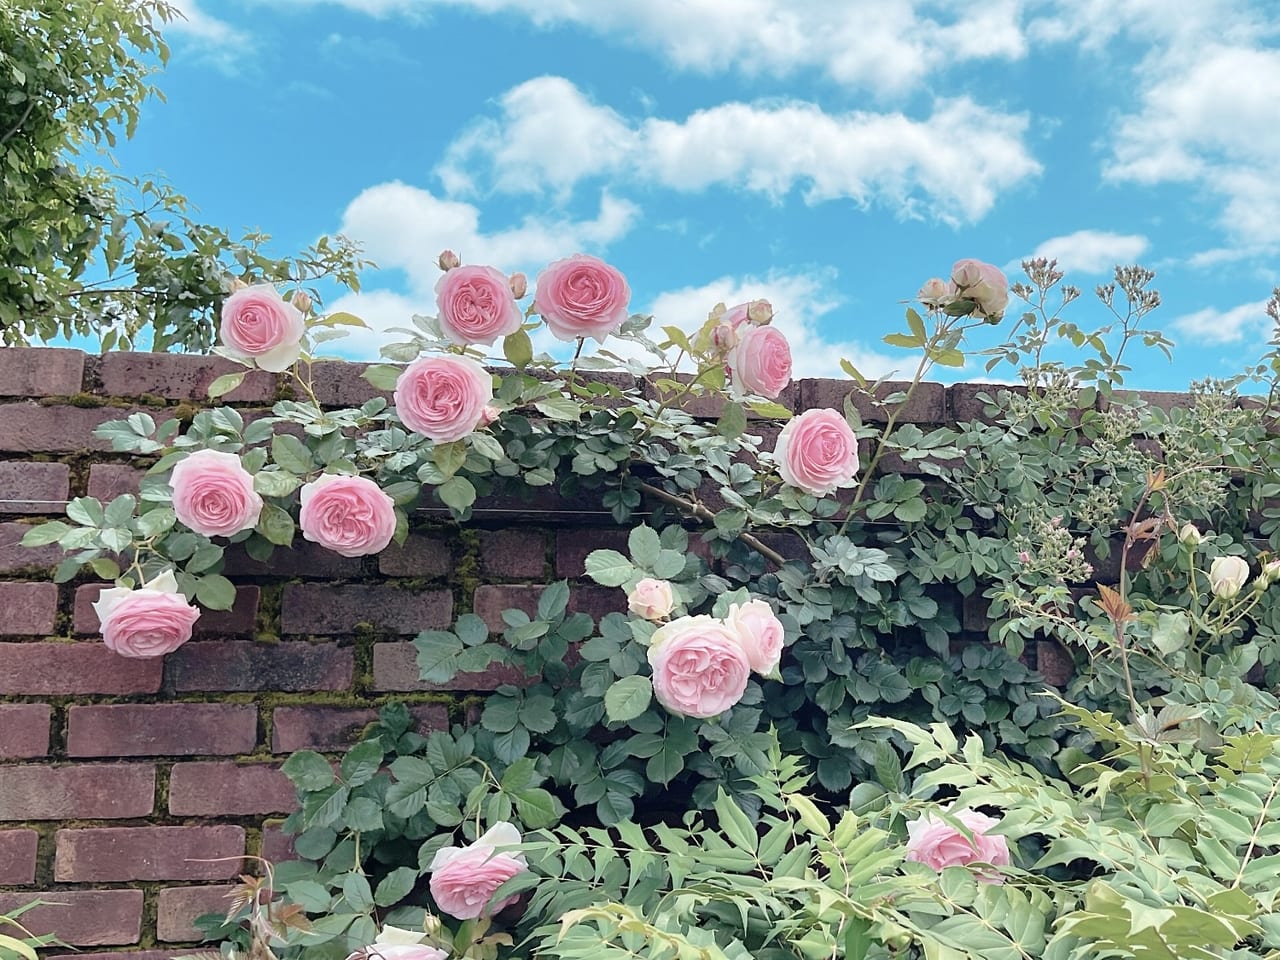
[1171, 299, 1270, 344]
[254, 0, 1029, 96]
[166, 0, 243, 43]
[438, 77, 1042, 224]
[1021, 230, 1150, 275]
[645, 271, 898, 380]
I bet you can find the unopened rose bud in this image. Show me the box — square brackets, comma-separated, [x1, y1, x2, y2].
[292, 290, 312, 314]
[509, 272, 528, 299]
[437, 249, 461, 271]
[711, 322, 739, 353]
[917, 278, 949, 304]
[421, 915, 441, 937]
[628, 578, 675, 621]
[1264, 559, 1280, 585]
[477, 404, 500, 428]
[1178, 522, 1202, 547]
[747, 299, 773, 325]
[231, 277, 249, 292]
[1017, 550, 1031, 564]
[1209, 555, 1250, 599]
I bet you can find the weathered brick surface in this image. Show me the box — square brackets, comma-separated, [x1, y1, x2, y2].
[310, 360, 394, 407]
[223, 538, 364, 578]
[281, 583, 452, 634]
[0, 642, 162, 695]
[377, 532, 453, 577]
[55, 825, 245, 881]
[1037, 639, 1075, 686]
[372, 641, 530, 692]
[49, 953, 205, 960]
[260, 821, 297, 863]
[86, 463, 144, 501]
[0, 764, 155, 820]
[98, 352, 277, 402]
[799, 379, 946, 423]
[75, 583, 259, 637]
[165, 641, 354, 692]
[0, 581, 57, 635]
[0, 461, 70, 513]
[472, 583, 623, 633]
[66, 703, 259, 757]
[481, 528, 548, 578]
[0, 347, 84, 397]
[554, 527, 627, 578]
[0, 403, 146, 452]
[157, 885, 237, 942]
[0, 829, 38, 884]
[168, 762, 297, 816]
[0, 521, 65, 572]
[0, 890, 142, 946]
[271, 703, 448, 753]
[0, 703, 52, 759]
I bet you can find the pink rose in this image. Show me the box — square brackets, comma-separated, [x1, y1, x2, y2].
[170, 449, 263, 538]
[394, 355, 493, 443]
[917, 278, 951, 306]
[346, 926, 447, 960]
[774, 408, 860, 497]
[534, 254, 630, 342]
[726, 599, 784, 675]
[648, 615, 751, 718]
[509, 272, 528, 299]
[428, 822, 528, 920]
[628, 578, 675, 620]
[949, 259, 1009, 319]
[299, 474, 397, 558]
[92, 570, 200, 659]
[219, 285, 305, 372]
[478, 404, 500, 428]
[435, 264, 524, 346]
[728, 324, 792, 399]
[905, 809, 1011, 883]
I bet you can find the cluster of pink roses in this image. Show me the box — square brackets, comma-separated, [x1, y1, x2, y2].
[647, 600, 784, 718]
[917, 258, 1010, 321]
[713, 299, 793, 401]
[904, 808, 1011, 884]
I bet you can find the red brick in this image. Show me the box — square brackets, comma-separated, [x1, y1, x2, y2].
[310, 360, 393, 407]
[260, 821, 296, 863]
[0, 347, 85, 397]
[0, 703, 51, 759]
[377, 533, 452, 577]
[157, 885, 237, 942]
[0, 829, 38, 884]
[0, 461, 70, 514]
[281, 583, 452, 635]
[371, 641, 530, 692]
[98, 352, 277, 402]
[223, 538, 364, 578]
[0, 890, 142, 946]
[0, 403, 150, 453]
[554, 527, 627, 578]
[271, 704, 448, 753]
[74, 584, 259, 637]
[0, 764, 155, 820]
[0, 582, 57, 635]
[169, 762, 297, 816]
[480, 529, 547, 578]
[55, 826, 245, 882]
[86, 463, 144, 501]
[0, 642, 161, 695]
[0, 521, 65, 572]
[472, 583, 623, 633]
[165, 641, 354, 692]
[66, 703, 259, 757]
[799, 379, 946, 422]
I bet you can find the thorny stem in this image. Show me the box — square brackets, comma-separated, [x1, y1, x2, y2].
[638, 480, 787, 567]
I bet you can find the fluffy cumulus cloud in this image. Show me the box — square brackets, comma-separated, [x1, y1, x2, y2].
[439, 76, 1041, 224]
[1021, 230, 1150, 275]
[164, 0, 251, 66]
[253, 0, 1029, 95]
[1171, 299, 1271, 344]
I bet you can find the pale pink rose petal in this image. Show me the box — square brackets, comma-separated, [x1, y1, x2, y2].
[299, 474, 397, 558]
[725, 599, 784, 675]
[92, 572, 200, 659]
[170, 449, 263, 538]
[219, 285, 305, 372]
[905, 810, 1010, 884]
[647, 615, 750, 718]
[728, 324, 792, 399]
[628, 578, 675, 621]
[774, 409, 860, 497]
[534, 254, 630, 342]
[428, 821, 528, 920]
[394, 355, 493, 443]
[435, 264, 524, 346]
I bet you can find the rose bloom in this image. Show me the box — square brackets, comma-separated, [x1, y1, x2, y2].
[950, 259, 1009, 320]
[428, 822, 528, 920]
[728, 324, 792, 399]
[219, 285, 305, 372]
[170, 449, 263, 538]
[648, 615, 751, 719]
[726, 599, 784, 676]
[394, 355, 493, 443]
[435, 264, 524, 346]
[628, 578, 675, 621]
[92, 570, 200, 659]
[905, 809, 1011, 884]
[346, 926, 447, 960]
[917, 278, 951, 306]
[534, 254, 630, 342]
[299, 474, 397, 558]
[1209, 555, 1250, 599]
[774, 408, 860, 497]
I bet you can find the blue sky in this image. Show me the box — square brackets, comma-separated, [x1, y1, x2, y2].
[122, 0, 1280, 389]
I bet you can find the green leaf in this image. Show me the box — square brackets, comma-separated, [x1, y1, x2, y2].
[605, 676, 652, 723]
[322, 311, 367, 328]
[503, 329, 533, 370]
[717, 401, 747, 439]
[341, 871, 374, 912]
[628, 525, 661, 568]
[283, 750, 335, 791]
[585, 549, 633, 587]
[89, 557, 120, 580]
[438, 475, 476, 513]
[194, 574, 236, 611]
[254, 470, 302, 498]
[340, 740, 384, 788]
[432, 441, 467, 479]
[363, 364, 402, 391]
[534, 395, 581, 421]
[373, 866, 418, 907]
[271, 434, 314, 474]
[66, 497, 105, 527]
[257, 503, 295, 546]
[20, 521, 72, 546]
[207, 371, 246, 399]
[933, 347, 965, 367]
[883, 332, 922, 349]
[905, 307, 927, 342]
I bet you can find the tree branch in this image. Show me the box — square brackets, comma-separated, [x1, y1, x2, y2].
[638, 480, 787, 568]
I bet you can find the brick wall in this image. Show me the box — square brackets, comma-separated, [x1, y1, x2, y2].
[0, 345, 1163, 955]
